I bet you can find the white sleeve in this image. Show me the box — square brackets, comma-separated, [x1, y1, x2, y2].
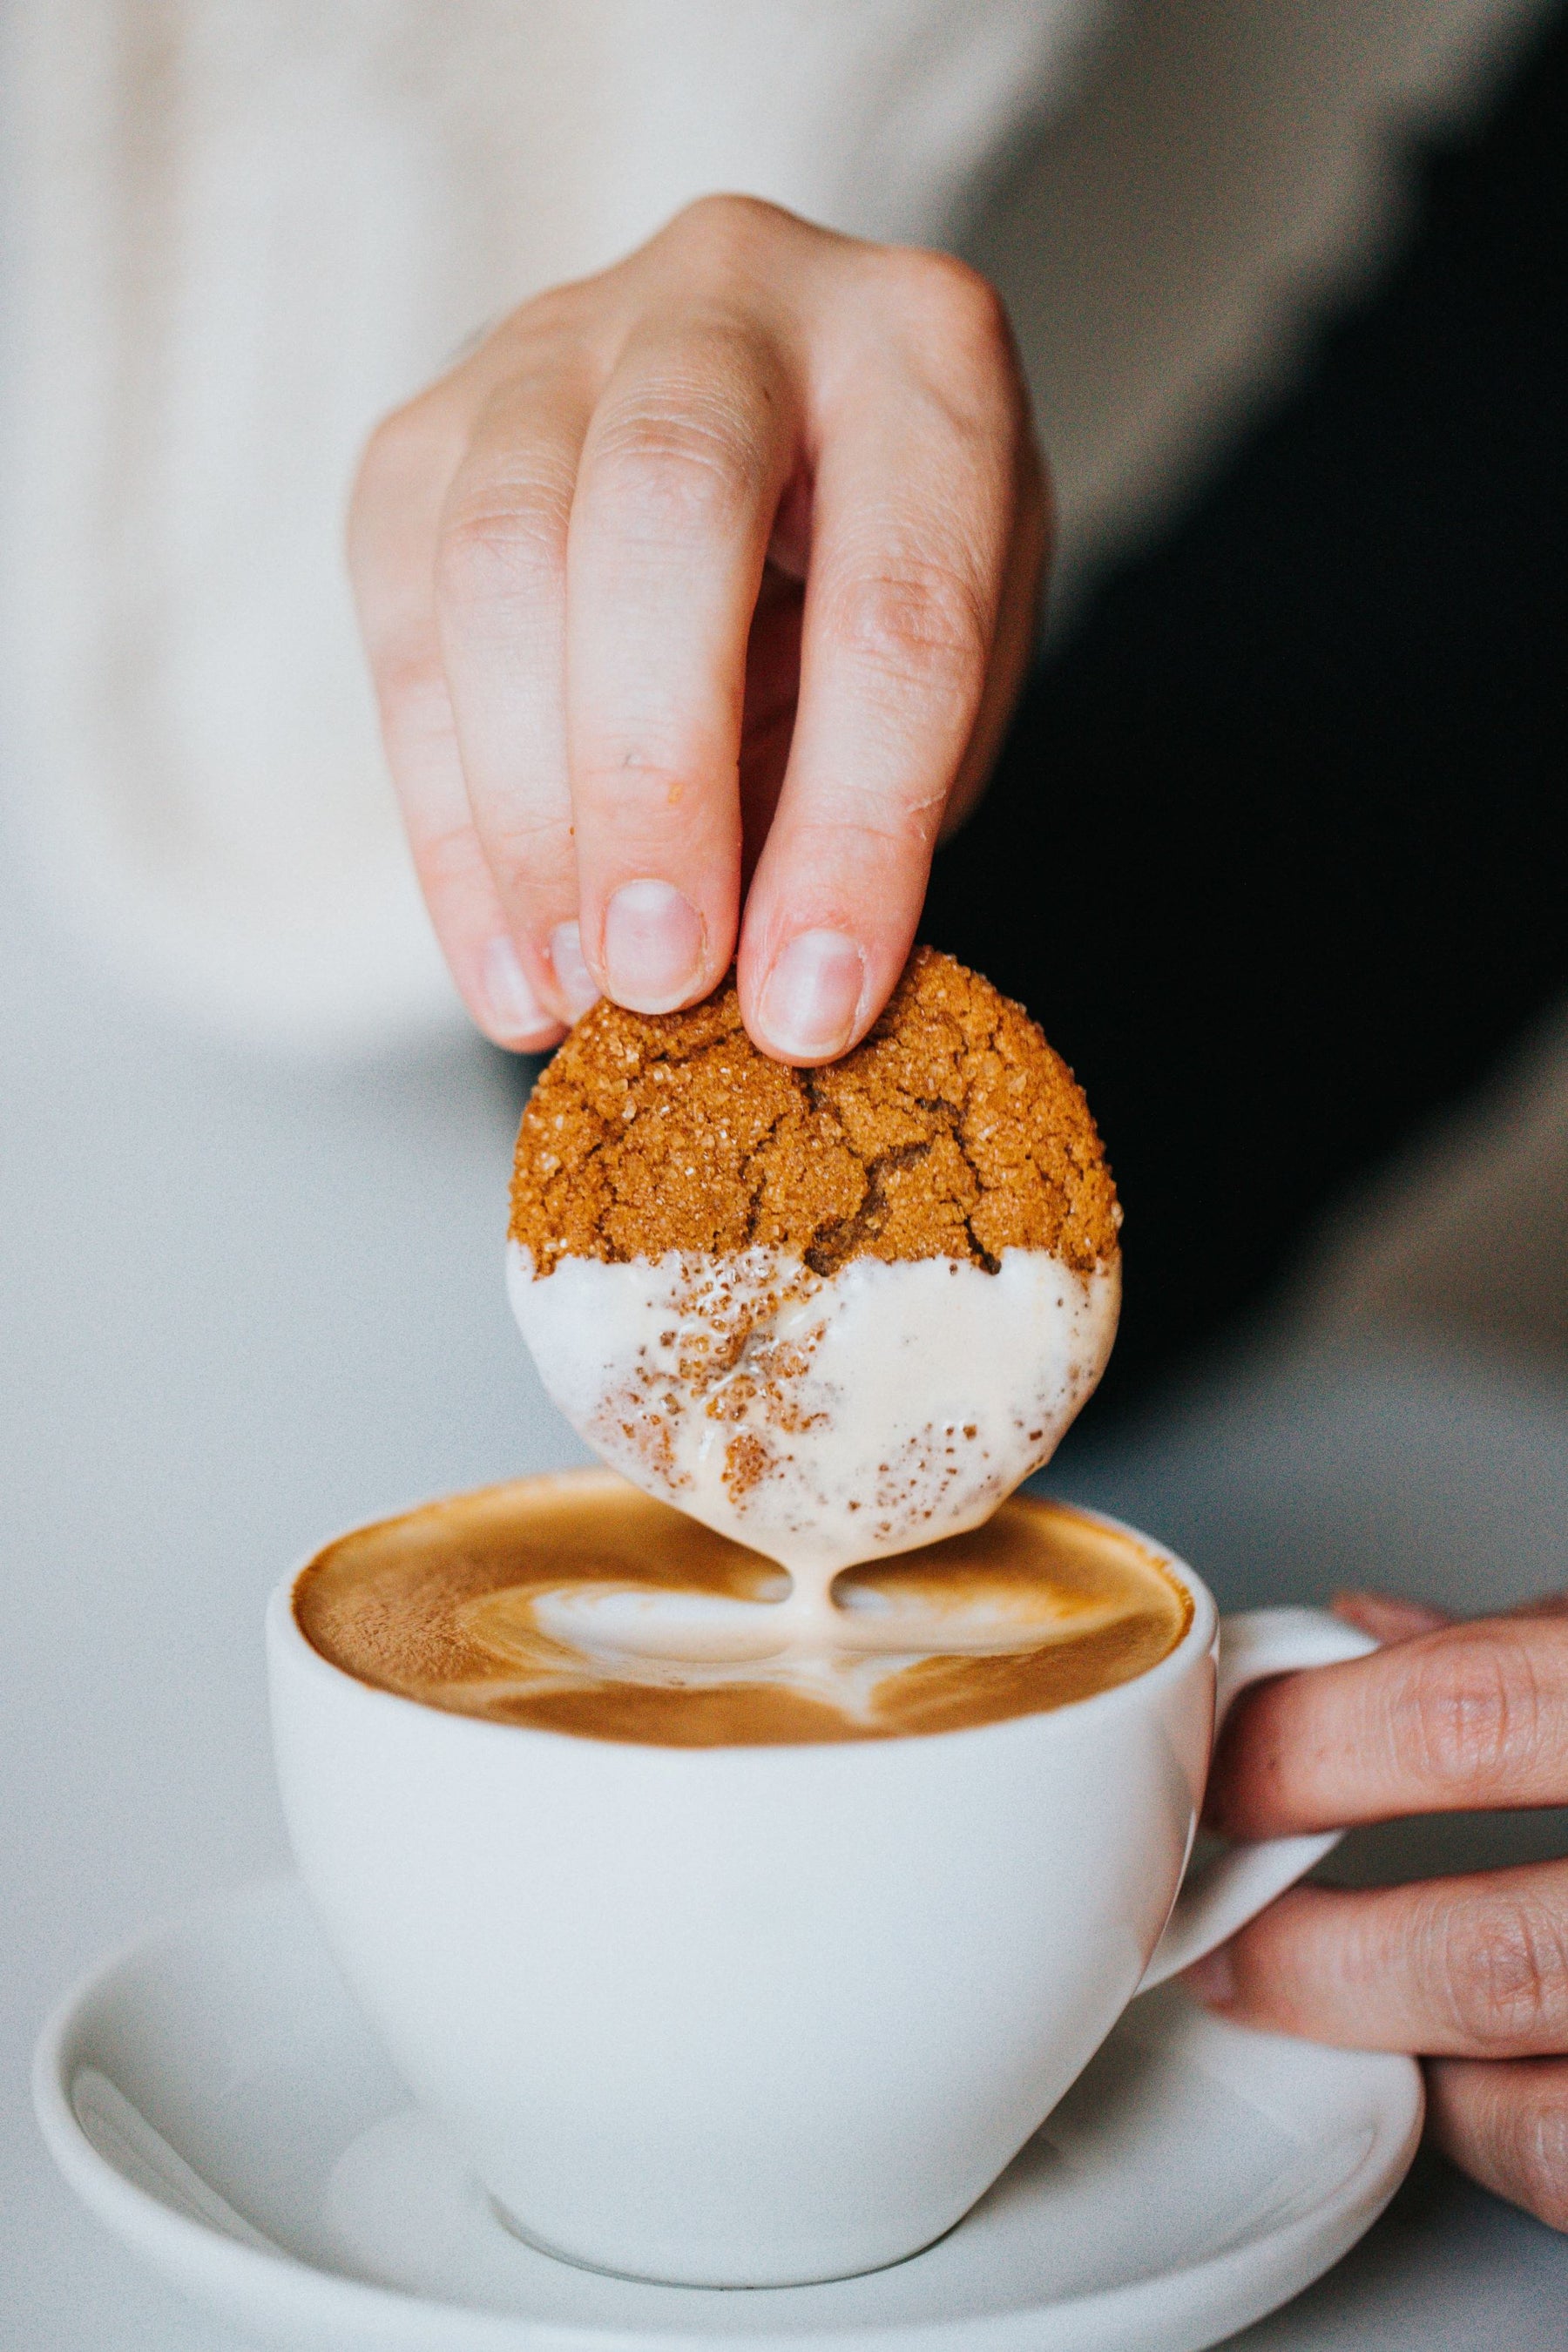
[0, 0, 1545, 1055]
[0, 0, 1104, 1056]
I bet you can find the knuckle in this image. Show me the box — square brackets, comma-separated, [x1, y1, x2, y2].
[504, 280, 591, 350]
[1441, 1891, 1568, 2051]
[879, 248, 1015, 371]
[407, 811, 483, 896]
[375, 659, 457, 780]
[435, 477, 565, 623]
[348, 403, 441, 583]
[479, 807, 573, 871]
[1397, 1634, 1550, 1796]
[352, 395, 464, 548]
[591, 393, 766, 536]
[578, 740, 692, 816]
[355, 400, 430, 504]
[828, 557, 990, 695]
[790, 784, 945, 868]
[865, 258, 1029, 473]
[891, 245, 1004, 326]
[663, 192, 794, 266]
[372, 639, 446, 717]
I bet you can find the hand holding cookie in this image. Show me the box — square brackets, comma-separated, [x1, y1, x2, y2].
[348, 199, 1044, 1061]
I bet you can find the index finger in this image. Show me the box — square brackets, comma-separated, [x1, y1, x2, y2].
[1207, 1614, 1568, 1838]
[738, 252, 1043, 1064]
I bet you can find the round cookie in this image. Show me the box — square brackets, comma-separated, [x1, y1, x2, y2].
[509, 949, 1121, 1589]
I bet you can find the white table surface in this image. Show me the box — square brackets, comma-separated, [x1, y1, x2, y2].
[4, 848, 1567, 2349]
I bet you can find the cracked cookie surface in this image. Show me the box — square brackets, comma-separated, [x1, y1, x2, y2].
[510, 948, 1120, 1277]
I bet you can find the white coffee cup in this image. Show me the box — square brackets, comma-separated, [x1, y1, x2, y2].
[267, 1499, 1372, 2288]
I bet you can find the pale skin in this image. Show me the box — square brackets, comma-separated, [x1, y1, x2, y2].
[349, 193, 1568, 2233]
[348, 197, 1046, 1063]
[1198, 1591, 1568, 2232]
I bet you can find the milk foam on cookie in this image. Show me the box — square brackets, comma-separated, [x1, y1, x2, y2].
[509, 1247, 1116, 1633]
[508, 950, 1122, 1679]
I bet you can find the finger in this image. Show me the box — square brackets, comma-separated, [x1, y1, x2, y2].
[1186, 1861, 1568, 2058]
[350, 398, 565, 1050]
[434, 343, 601, 1024]
[1428, 2055, 1568, 2231]
[565, 311, 799, 1013]
[1333, 1590, 1454, 1643]
[1206, 1612, 1568, 1839]
[738, 253, 1040, 1064]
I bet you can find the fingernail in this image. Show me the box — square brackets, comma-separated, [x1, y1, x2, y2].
[1182, 1946, 1236, 2008]
[601, 880, 705, 1013]
[549, 920, 599, 1022]
[481, 936, 549, 1044]
[758, 929, 865, 1061]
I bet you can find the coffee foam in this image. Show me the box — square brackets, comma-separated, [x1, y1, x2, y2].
[508, 1243, 1119, 1645]
[294, 1472, 1192, 1747]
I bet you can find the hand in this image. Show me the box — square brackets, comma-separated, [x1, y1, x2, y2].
[1190, 1591, 1568, 2230]
[348, 197, 1046, 1057]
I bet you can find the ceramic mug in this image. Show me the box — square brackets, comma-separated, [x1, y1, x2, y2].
[267, 1497, 1372, 2288]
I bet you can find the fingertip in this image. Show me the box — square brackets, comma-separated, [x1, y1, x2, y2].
[597, 879, 713, 1015]
[1181, 1944, 1237, 2011]
[1183, 1888, 1338, 2038]
[1200, 1694, 1268, 1839]
[749, 928, 867, 1064]
[1333, 1590, 1450, 1642]
[547, 920, 600, 1024]
[477, 935, 567, 1051]
[1426, 2055, 1568, 2231]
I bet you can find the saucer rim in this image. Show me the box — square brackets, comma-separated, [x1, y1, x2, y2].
[33, 1876, 1425, 2352]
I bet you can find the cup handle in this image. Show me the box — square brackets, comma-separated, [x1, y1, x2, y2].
[1137, 1606, 1378, 1992]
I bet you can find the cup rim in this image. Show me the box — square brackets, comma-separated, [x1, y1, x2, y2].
[268, 1470, 1218, 1755]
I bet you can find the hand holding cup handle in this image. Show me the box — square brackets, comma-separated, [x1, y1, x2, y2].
[1138, 1608, 1378, 1991]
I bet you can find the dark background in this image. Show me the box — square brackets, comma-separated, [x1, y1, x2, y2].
[924, 8, 1568, 1416]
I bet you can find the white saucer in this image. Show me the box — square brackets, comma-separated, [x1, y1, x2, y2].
[35, 1877, 1422, 2352]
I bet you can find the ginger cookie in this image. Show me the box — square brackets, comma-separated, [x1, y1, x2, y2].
[509, 949, 1120, 1583]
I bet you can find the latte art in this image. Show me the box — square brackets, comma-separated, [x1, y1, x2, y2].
[294, 1471, 1191, 1747]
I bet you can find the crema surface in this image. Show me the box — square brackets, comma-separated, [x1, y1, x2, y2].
[295, 1471, 1191, 1747]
